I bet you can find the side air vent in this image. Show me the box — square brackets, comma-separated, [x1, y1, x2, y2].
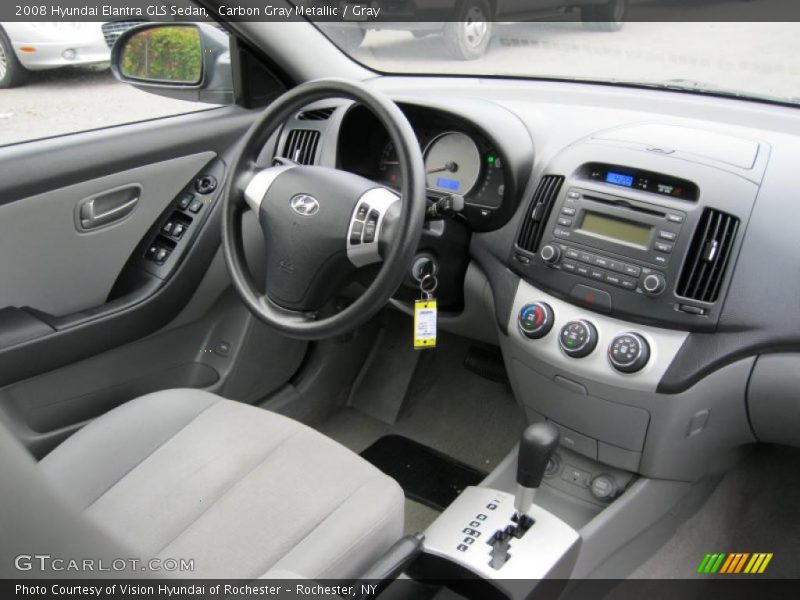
[517, 175, 565, 253]
[282, 129, 320, 165]
[297, 107, 335, 121]
[677, 208, 740, 303]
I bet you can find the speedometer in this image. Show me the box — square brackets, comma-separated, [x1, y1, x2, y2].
[424, 132, 482, 196]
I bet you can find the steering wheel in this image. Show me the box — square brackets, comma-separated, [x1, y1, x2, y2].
[222, 79, 427, 340]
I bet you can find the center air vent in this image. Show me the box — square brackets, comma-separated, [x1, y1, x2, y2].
[297, 107, 335, 121]
[282, 129, 320, 165]
[517, 175, 564, 253]
[677, 208, 739, 303]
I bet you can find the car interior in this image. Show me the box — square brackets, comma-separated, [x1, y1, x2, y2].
[2, 3, 800, 597]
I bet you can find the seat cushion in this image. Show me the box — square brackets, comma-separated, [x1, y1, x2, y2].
[39, 389, 404, 579]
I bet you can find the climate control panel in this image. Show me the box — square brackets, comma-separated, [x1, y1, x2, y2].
[518, 306, 650, 372]
[509, 279, 689, 392]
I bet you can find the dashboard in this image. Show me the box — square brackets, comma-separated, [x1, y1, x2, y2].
[274, 79, 800, 484]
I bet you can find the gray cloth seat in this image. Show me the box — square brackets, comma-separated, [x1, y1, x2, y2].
[32, 389, 404, 579]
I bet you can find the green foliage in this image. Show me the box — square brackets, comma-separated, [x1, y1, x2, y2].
[121, 27, 202, 84]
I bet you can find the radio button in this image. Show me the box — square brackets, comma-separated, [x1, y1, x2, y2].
[643, 273, 667, 297]
[576, 264, 590, 277]
[654, 255, 668, 266]
[565, 247, 581, 260]
[562, 207, 577, 216]
[562, 260, 577, 273]
[654, 241, 674, 254]
[540, 244, 561, 265]
[607, 259, 626, 273]
[557, 217, 573, 227]
[619, 277, 638, 291]
[658, 230, 677, 241]
[578, 251, 594, 264]
[568, 190, 581, 199]
[553, 228, 571, 239]
[604, 273, 622, 286]
[623, 264, 641, 277]
[589, 269, 605, 281]
[593, 256, 610, 268]
[667, 214, 684, 224]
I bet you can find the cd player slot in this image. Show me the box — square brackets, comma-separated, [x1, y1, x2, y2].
[582, 194, 666, 218]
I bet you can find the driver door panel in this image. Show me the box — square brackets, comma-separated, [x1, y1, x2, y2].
[0, 107, 307, 457]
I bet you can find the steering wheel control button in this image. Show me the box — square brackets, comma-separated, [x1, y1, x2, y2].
[355, 203, 369, 221]
[518, 302, 554, 339]
[569, 284, 612, 314]
[559, 320, 598, 358]
[350, 222, 364, 245]
[609, 333, 650, 373]
[642, 273, 666, 297]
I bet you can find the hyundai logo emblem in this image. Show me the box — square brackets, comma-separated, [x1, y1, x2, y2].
[290, 194, 320, 217]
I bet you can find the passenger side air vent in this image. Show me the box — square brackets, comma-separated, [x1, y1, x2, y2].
[297, 107, 335, 121]
[677, 208, 740, 303]
[282, 129, 320, 165]
[517, 175, 565, 253]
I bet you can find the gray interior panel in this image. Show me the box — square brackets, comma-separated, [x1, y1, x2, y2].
[0, 152, 215, 316]
[747, 354, 800, 447]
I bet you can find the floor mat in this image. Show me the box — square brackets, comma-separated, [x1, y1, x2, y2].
[361, 435, 486, 511]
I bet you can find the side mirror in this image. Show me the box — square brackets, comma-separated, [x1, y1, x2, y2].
[111, 23, 233, 105]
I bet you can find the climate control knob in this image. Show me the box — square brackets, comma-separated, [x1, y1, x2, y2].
[608, 332, 651, 373]
[642, 273, 666, 297]
[518, 302, 554, 339]
[559, 320, 598, 358]
[540, 244, 561, 265]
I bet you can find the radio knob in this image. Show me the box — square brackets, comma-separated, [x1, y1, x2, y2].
[540, 244, 561, 265]
[608, 332, 650, 373]
[559, 320, 598, 358]
[642, 273, 666, 297]
[518, 302, 554, 339]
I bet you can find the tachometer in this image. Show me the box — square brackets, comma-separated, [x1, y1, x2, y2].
[424, 132, 482, 196]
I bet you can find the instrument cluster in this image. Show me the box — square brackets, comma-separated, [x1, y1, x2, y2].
[337, 103, 508, 216]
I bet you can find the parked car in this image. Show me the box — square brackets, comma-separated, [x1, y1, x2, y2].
[0, 21, 143, 88]
[326, 0, 628, 59]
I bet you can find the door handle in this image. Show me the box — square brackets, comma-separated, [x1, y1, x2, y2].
[77, 185, 141, 231]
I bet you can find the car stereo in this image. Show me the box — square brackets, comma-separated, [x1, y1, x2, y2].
[511, 182, 709, 331]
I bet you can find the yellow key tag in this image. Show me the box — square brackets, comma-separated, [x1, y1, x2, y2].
[414, 299, 437, 350]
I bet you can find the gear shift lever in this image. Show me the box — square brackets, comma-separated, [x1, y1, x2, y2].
[514, 422, 560, 515]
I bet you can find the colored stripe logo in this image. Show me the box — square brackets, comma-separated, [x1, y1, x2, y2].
[697, 552, 773, 574]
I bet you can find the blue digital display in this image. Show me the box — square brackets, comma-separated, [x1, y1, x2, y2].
[606, 172, 635, 187]
[436, 177, 460, 191]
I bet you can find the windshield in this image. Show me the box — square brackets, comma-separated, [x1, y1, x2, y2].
[316, 21, 800, 106]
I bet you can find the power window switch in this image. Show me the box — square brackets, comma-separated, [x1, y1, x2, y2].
[162, 221, 175, 235]
[146, 245, 159, 260]
[188, 199, 203, 214]
[172, 223, 186, 239]
[154, 248, 170, 265]
[178, 193, 194, 210]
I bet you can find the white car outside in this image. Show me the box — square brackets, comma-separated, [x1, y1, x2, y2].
[0, 22, 112, 88]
